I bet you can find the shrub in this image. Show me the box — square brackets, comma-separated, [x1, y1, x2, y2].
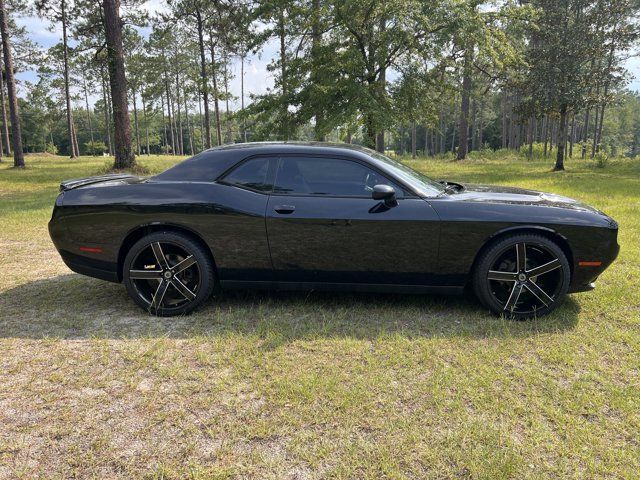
[85, 141, 109, 156]
[594, 151, 609, 169]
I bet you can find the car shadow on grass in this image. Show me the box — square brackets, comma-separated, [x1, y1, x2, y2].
[0, 273, 580, 342]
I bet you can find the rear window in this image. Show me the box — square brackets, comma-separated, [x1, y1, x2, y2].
[221, 157, 273, 192]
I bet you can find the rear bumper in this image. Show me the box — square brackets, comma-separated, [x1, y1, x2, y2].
[59, 249, 120, 283]
[50, 216, 120, 283]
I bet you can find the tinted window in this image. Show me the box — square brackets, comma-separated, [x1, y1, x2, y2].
[222, 157, 272, 192]
[274, 157, 403, 197]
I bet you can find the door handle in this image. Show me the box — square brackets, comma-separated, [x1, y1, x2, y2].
[274, 205, 296, 214]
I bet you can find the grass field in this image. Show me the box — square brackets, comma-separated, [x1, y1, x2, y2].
[0, 151, 638, 479]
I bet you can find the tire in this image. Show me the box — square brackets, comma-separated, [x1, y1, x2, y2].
[473, 233, 571, 319]
[123, 231, 215, 316]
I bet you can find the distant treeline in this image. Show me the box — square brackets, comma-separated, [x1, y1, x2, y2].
[0, 0, 638, 170]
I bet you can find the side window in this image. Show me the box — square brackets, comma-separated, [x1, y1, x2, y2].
[274, 156, 403, 197]
[221, 157, 273, 192]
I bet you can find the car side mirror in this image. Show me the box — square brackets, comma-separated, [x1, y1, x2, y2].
[372, 184, 397, 207]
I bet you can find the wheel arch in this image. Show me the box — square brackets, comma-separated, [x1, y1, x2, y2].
[117, 223, 217, 281]
[467, 225, 574, 286]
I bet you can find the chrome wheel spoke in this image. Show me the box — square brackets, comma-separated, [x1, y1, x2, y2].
[151, 242, 169, 269]
[129, 269, 163, 280]
[488, 270, 518, 282]
[516, 243, 527, 271]
[504, 283, 524, 312]
[525, 281, 553, 307]
[527, 258, 561, 277]
[151, 279, 170, 309]
[171, 277, 196, 301]
[172, 255, 196, 275]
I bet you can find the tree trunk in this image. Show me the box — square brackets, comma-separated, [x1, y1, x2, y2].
[411, 121, 416, 159]
[160, 94, 168, 153]
[184, 94, 194, 155]
[375, 68, 385, 153]
[424, 126, 429, 156]
[311, 0, 325, 141]
[61, 0, 77, 158]
[0, 93, 3, 159]
[457, 48, 472, 160]
[72, 121, 80, 156]
[470, 99, 477, 152]
[595, 101, 607, 155]
[278, 11, 289, 141]
[163, 68, 175, 154]
[241, 54, 247, 142]
[102, 0, 135, 169]
[528, 116, 534, 158]
[477, 98, 484, 149]
[440, 110, 445, 154]
[82, 70, 94, 146]
[175, 71, 183, 155]
[209, 36, 222, 145]
[591, 105, 599, 158]
[554, 108, 568, 171]
[101, 65, 113, 155]
[132, 87, 140, 155]
[569, 113, 575, 158]
[581, 108, 590, 159]
[501, 90, 507, 149]
[364, 111, 376, 150]
[142, 95, 150, 155]
[0, 50, 10, 156]
[223, 49, 231, 144]
[450, 115, 457, 153]
[0, 0, 24, 167]
[543, 115, 548, 157]
[198, 93, 204, 150]
[399, 124, 404, 155]
[195, 9, 211, 149]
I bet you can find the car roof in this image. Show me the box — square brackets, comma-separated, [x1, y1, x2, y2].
[154, 142, 379, 182]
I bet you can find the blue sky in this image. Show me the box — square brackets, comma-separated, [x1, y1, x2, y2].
[14, 7, 640, 109]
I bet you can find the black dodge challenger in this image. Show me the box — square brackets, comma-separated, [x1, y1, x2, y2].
[48, 143, 619, 318]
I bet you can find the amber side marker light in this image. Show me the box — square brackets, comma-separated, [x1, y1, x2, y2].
[578, 261, 602, 267]
[79, 246, 103, 253]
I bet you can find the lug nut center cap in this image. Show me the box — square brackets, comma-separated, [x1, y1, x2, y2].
[518, 273, 527, 282]
[163, 271, 173, 279]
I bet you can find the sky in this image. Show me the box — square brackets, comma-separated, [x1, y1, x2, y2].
[13, 2, 640, 109]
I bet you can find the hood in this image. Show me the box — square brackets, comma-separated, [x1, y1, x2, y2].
[446, 183, 602, 214]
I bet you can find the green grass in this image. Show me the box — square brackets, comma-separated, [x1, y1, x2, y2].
[0, 151, 638, 479]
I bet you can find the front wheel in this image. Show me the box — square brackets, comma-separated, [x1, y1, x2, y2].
[123, 231, 215, 316]
[473, 234, 571, 319]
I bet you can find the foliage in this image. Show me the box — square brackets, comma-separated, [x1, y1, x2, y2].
[84, 140, 108, 156]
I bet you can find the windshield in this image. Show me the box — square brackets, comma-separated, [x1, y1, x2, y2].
[368, 151, 446, 196]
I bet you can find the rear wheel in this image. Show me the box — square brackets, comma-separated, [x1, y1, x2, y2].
[473, 234, 570, 319]
[123, 232, 215, 316]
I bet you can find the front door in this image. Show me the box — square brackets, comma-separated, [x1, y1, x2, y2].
[265, 155, 440, 285]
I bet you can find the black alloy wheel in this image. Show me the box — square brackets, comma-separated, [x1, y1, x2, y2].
[123, 232, 215, 316]
[473, 233, 571, 319]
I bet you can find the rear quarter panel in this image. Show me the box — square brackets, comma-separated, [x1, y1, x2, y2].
[55, 181, 273, 281]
